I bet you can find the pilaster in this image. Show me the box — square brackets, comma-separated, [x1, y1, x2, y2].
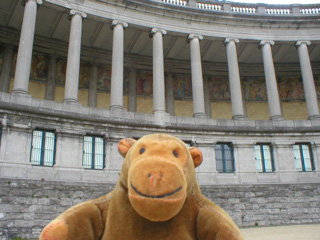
[128, 67, 137, 112]
[165, 72, 175, 116]
[0, 46, 14, 93]
[45, 55, 57, 101]
[88, 63, 98, 107]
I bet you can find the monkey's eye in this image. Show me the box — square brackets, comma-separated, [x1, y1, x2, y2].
[173, 150, 178, 158]
[140, 147, 145, 154]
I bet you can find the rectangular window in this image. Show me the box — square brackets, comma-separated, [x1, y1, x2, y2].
[254, 144, 275, 173]
[215, 143, 235, 173]
[83, 136, 105, 170]
[30, 130, 56, 166]
[293, 143, 315, 172]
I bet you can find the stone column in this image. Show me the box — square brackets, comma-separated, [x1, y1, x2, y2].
[128, 68, 137, 112]
[165, 73, 175, 116]
[45, 55, 57, 101]
[260, 41, 283, 120]
[12, 0, 42, 96]
[224, 38, 246, 119]
[63, 10, 87, 104]
[203, 75, 212, 118]
[151, 28, 167, 116]
[88, 63, 98, 107]
[296, 41, 320, 119]
[110, 20, 128, 111]
[0, 46, 14, 93]
[188, 34, 206, 118]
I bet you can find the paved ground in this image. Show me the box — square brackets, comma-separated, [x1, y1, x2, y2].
[240, 224, 320, 240]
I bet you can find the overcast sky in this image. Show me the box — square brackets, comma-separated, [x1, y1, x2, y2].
[229, 0, 320, 4]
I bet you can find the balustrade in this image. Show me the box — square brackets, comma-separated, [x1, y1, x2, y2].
[231, 5, 256, 14]
[300, 7, 320, 14]
[161, 0, 320, 16]
[196, 2, 222, 11]
[162, 0, 187, 6]
[265, 8, 291, 15]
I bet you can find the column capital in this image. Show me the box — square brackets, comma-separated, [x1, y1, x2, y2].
[296, 41, 311, 47]
[224, 38, 239, 44]
[150, 28, 167, 36]
[260, 40, 275, 46]
[22, 0, 42, 6]
[188, 34, 203, 41]
[111, 20, 128, 29]
[70, 10, 87, 18]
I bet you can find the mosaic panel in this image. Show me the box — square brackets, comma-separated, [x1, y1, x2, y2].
[208, 76, 231, 101]
[278, 77, 305, 101]
[31, 53, 48, 81]
[244, 77, 267, 101]
[173, 74, 192, 99]
[137, 70, 153, 96]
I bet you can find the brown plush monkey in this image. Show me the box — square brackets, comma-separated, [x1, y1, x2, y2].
[40, 133, 243, 240]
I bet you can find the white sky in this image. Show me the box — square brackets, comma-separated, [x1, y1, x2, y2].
[229, 0, 320, 4]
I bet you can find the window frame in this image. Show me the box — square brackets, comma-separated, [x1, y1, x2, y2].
[215, 142, 235, 173]
[30, 129, 56, 167]
[82, 135, 106, 170]
[254, 143, 275, 173]
[293, 142, 315, 172]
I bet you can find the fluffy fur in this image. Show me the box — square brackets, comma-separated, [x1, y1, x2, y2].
[40, 133, 243, 240]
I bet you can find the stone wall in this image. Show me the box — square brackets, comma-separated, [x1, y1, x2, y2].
[0, 178, 319, 240]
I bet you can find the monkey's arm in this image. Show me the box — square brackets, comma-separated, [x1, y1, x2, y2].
[196, 201, 244, 240]
[39, 191, 113, 240]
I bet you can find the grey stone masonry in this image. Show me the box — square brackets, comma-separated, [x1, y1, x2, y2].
[0, 179, 319, 239]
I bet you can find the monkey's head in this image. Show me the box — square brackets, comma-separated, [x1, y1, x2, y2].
[118, 134, 203, 222]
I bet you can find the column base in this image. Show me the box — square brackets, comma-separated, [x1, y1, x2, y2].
[232, 114, 248, 120]
[11, 91, 32, 106]
[153, 110, 170, 126]
[308, 114, 320, 120]
[193, 112, 207, 118]
[110, 105, 126, 118]
[110, 105, 124, 111]
[270, 115, 285, 121]
[11, 89, 31, 98]
[63, 98, 79, 105]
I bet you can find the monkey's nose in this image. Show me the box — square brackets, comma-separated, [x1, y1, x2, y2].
[148, 172, 163, 188]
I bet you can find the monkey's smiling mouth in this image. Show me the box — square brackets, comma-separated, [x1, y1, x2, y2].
[130, 183, 182, 199]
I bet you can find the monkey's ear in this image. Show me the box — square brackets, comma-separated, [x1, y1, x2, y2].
[118, 138, 136, 158]
[189, 147, 203, 168]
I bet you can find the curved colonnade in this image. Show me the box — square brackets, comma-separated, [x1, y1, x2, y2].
[0, 0, 320, 185]
[1, 0, 320, 238]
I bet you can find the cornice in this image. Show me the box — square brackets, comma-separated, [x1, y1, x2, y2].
[42, 0, 320, 41]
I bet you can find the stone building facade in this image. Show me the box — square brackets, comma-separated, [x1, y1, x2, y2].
[0, 0, 320, 239]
